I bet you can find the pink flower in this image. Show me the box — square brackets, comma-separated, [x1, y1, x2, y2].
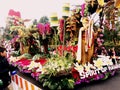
[45, 23, 51, 34]
[97, 38, 101, 42]
[99, 34, 104, 37]
[37, 23, 45, 35]
[80, 3, 86, 17]
[101, 39, 104, 43]
[10, 35, 19, 43]
[8, 9, 21, 18]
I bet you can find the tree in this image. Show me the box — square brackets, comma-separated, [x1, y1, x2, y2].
[33, 19, 38, 25]
[39, 16, 49, 24]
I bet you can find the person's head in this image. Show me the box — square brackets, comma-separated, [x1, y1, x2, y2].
[0, 47, 7, 57]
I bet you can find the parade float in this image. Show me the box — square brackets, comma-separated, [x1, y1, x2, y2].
[1, 0, 120, 90]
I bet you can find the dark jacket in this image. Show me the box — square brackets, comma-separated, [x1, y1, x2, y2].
[0, 56, 16, 89]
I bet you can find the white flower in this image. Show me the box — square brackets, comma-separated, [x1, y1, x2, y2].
[98, 56, 113, 66]
[74, 63, 84, 73]
[36, 65, 42, 72]
[27, 61, 41, 70]
[102, 56, 113, 66]
[9, 56, 21, 62]
[84, 62, 96, 71]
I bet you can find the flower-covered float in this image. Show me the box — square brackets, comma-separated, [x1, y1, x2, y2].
[1, 0, 120, 90]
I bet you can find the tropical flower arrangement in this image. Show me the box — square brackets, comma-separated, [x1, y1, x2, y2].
[3, 1, 120, 90]
[37, 53, 120, 90]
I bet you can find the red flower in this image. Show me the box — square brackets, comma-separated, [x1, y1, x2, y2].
[71, 68, 80, 81]
[15, 58, 31, 68]
[59, 19, 64, 42]
[35, 58, 47, 65]
[66, 46, 72, 52]
[57, 45, 64, 56]
[72, 45, 78, 53]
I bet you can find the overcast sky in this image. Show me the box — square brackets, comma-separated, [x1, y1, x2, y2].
[0, 0, 85, 27]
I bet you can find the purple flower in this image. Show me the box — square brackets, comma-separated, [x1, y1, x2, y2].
[94, 75, 100, 80]
[84, 78, 90, 83]
[75, 80, 81, 85]
[110, 70, 116, 76]
[99, 74, 104, 79]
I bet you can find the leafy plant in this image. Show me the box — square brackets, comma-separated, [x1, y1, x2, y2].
[39, 74, 75, 90]
[39, 54, 75, 89]
[41, 54, 74, 76]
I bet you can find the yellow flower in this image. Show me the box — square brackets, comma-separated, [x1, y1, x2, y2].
[18, 29, 24, 36]
[97, 0, 104, 6]
[93, 58, 104, 69]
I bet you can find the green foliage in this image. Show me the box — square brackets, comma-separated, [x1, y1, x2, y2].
[42, 54, 74, 76]
[21, 53, 32, 59]
[32, 19, 38, 25]
[39, 16, 49, 24]
[103, 42, 114, 47]
[38, 54, 75, 89]
[39, 74, 75, 90]
[103, 24, 120, 45]
[32, 54, 41, 60]
[101, 72, 110, 80]
[11, 50, 20, 57]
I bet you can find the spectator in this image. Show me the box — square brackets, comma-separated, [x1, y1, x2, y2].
[0, 47, 16, 90]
